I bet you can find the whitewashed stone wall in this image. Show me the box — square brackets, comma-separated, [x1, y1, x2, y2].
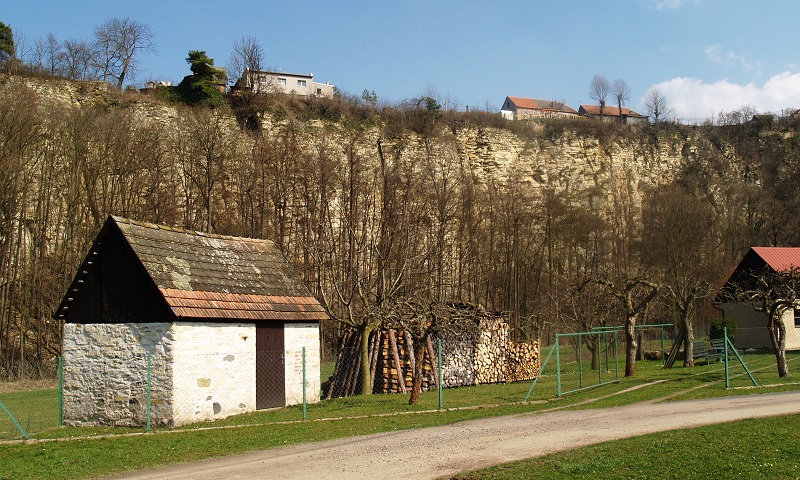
[63, 321, 322, 427]
[171, 322, 256, 426]
[62, 323, 173, 427]
[284, 323, 321, 405]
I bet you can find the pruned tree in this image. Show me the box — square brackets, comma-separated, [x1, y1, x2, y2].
[644, 87, 670, 124]
[93, 17, 155, 88]
[611, 78, 630, 124]
[643, 183, 720, 367]
[599, 277, 658, 376]
[589, 75, 610, 116]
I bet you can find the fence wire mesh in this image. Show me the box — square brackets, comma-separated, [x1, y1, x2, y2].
[3, 326, 800, 441]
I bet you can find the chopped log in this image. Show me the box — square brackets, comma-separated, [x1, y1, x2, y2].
[387, 329, 406, 393]
[426, 336, 439, 389]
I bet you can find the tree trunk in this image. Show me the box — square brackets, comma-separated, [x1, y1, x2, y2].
[769, 315, 789, 378]
[359, 324, 376, 395]
[625, 317, 636, 377]
[408, 336, 427, 405]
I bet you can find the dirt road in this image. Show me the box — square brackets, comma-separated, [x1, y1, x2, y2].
[112, 391, 800, 480]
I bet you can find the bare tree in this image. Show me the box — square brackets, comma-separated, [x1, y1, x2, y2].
[643, 87, 670, 124]
[589, 75, 610, 116]
[93, 17, 155, 88]
[61, 39, 95, 80]
[722, 266, 798, 378]
[643, 183, 720, 367]
[611, 78, 630, 124]
[228, 35, 265, 87]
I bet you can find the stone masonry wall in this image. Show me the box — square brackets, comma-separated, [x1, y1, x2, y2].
[62, 323, 173, 427]
[284, 323, 321, 405]
[170, 322, 256, 426]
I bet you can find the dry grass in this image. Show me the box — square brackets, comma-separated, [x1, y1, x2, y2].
[0, 379, 56, 394]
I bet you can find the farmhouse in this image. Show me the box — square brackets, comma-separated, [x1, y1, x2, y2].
[717, 246, 800, 351]
[500, 96, 579, 120]
[578, 104, 649, 125]
[56, 216, 326, 427]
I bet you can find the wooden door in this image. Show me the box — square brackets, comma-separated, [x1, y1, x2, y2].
[256, 324, 285, 409]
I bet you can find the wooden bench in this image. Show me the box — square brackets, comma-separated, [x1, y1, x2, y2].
[710, 338, 734, 361]
[692, 340, 723, 364]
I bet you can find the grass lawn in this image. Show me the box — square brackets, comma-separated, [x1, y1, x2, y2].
[0, 354, 799, 479]
[447, 414, 800, 479]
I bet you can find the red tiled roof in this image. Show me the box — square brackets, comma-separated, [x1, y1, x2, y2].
[507, 96, 577, 114]
[751, 247, 800, 272]
[578, 104, 646, 118]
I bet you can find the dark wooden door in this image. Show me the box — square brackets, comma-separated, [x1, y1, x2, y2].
[256, 324, 285, 409]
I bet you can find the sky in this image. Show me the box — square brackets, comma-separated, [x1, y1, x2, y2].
[5, 0, 800, 121]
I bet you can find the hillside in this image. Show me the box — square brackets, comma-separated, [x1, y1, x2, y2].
[1, 73, 798, 376]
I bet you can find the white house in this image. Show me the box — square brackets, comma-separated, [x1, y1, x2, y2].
[717, 247, 800, 351]
[235, 69, 335, 97]
[500, 96, 579, 120]
[56, 216, 326, 427]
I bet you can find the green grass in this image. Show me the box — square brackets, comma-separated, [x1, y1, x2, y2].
[1, 354, 799, 479]
[446, 414, 800, 479]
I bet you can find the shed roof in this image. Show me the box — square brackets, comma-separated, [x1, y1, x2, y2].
[506, 96, 578, 114]
[56, 216, 327, 322]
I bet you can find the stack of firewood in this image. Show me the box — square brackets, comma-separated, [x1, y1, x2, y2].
[504, 340, 540, 382]
[474, 317, 509, 384]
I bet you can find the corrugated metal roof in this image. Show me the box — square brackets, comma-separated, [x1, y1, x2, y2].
[751, 246, 800, 272]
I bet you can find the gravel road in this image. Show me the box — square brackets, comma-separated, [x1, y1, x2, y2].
[111, 391, 800, 480]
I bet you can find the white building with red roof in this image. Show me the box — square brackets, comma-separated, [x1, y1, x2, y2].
[500, 96, 579, 120]
[717, 247, 800, 351]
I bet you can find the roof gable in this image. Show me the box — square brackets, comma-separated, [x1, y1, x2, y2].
[57, 216, 327, 322]
[717, 247, 800, 301]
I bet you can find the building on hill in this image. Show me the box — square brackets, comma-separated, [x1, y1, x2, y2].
[500, 96, 579, 120]
[234, 69, 335, 97]
[56, 215, 326, 427]
[716, 247, 800, 351]
[578, 104, 649, 125]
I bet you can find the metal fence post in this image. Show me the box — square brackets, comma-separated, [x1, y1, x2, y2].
[724, 327, 730, 389]
[302, 347, 307, 421]
[437, 338, 443, 411]
[555, 334, 562, 397]
[58, 356, 63, 426]
[146, 354, 151, 433]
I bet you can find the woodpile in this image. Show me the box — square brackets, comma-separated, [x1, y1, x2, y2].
[474, 317, 508, 385]
[322, 304, 541, 399]
[504, 340, 540, 382]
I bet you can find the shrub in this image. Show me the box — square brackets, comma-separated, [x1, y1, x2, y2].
[709, 318, 737, 343]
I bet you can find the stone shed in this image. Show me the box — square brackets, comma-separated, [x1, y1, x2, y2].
[55, 216, 327, 427]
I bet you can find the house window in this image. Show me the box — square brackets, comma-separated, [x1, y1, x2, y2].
[259, 76, 266, 84]
[278, 78, 286, 85]
[795, 308, 800, 327]
[316, 88, 322, 95]
[297, 80, 307, 87]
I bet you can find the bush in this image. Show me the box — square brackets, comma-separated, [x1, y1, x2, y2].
[709, 318, 737, 343]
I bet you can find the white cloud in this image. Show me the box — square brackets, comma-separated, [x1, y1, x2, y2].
[642, 71, 800, 120]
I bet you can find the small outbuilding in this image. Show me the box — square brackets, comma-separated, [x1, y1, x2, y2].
[56, 216, 326, 427]
[717, 247, 800, 351]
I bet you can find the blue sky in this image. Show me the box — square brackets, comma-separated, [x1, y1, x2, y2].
[5, 0, 800, 121]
